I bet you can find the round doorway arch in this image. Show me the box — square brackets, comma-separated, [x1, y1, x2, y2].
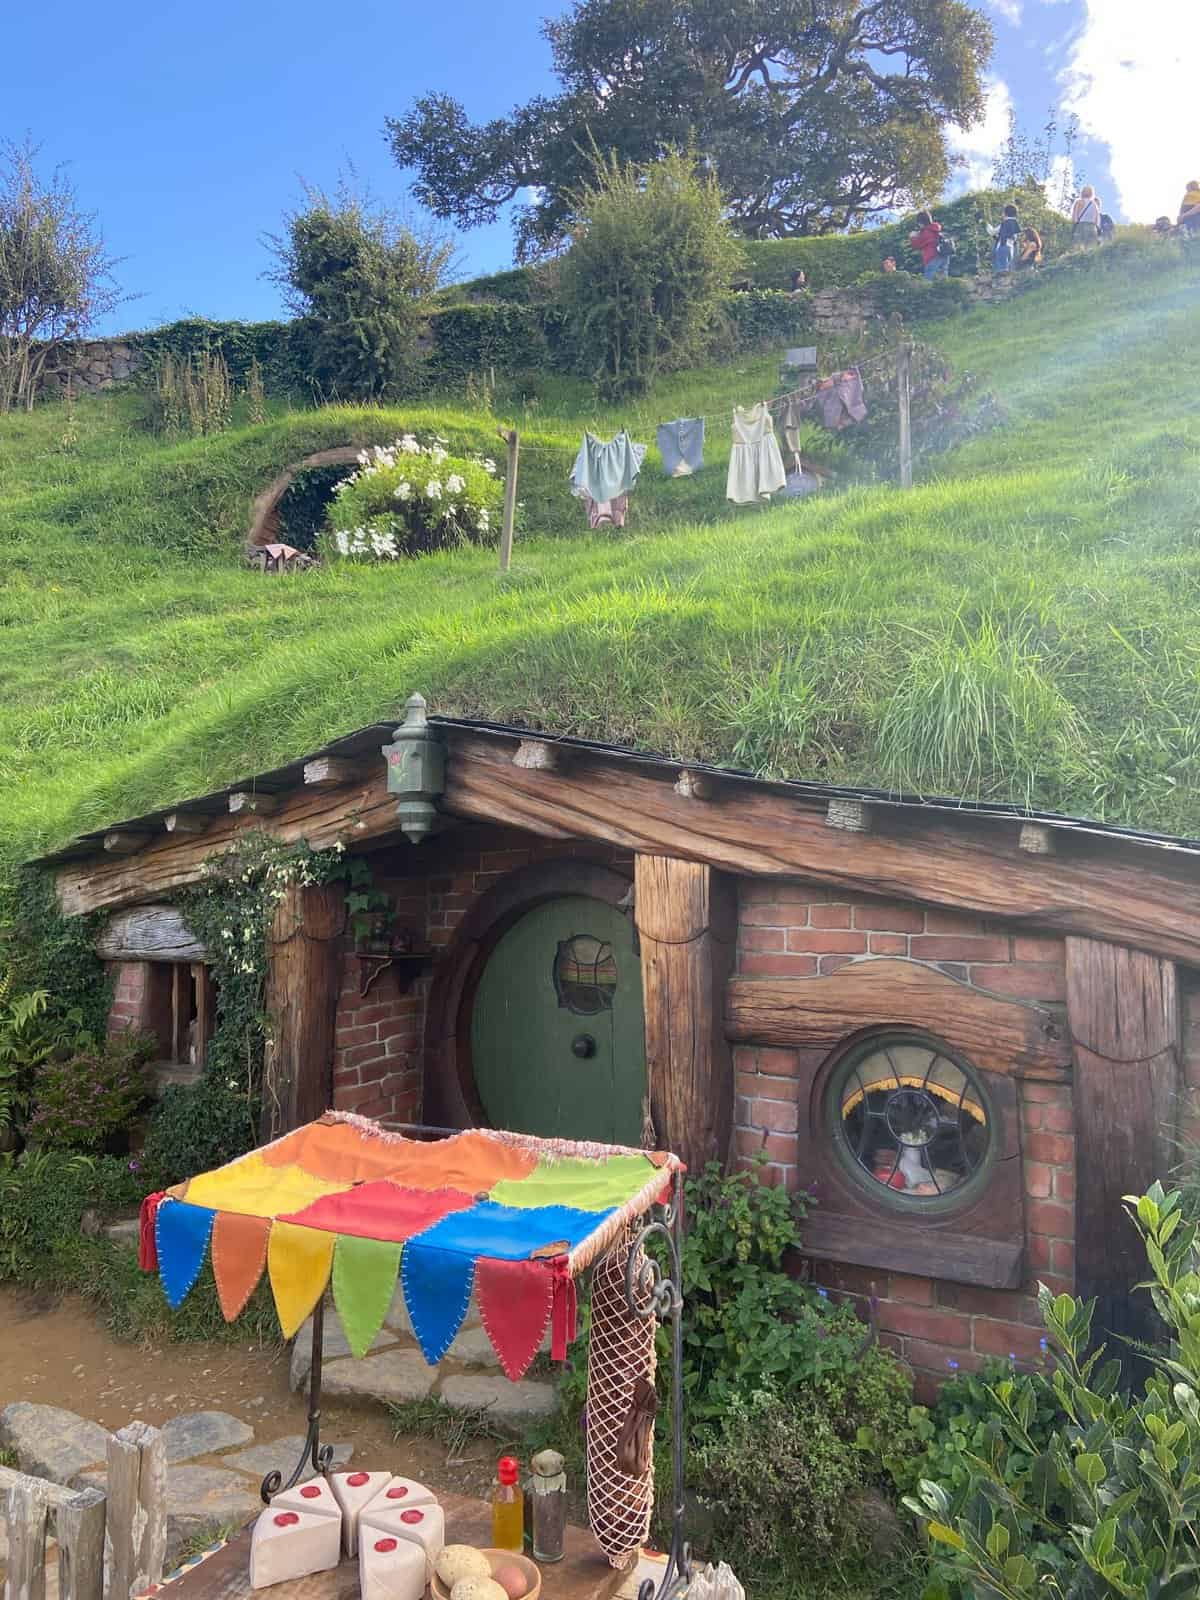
[423, 860, 647, 1144]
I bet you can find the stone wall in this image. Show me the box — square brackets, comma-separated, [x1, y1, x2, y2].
[808, 274, 1018, 338]
[41, 339, 144, 397]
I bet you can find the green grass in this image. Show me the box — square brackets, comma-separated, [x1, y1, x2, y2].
[3, 237, 1200, 899]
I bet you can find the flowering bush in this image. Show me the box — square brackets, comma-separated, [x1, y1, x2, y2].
[28, 1031, 155, 1152]
[322, 434, 503, 560]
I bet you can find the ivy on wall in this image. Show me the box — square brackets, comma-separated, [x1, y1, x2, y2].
[1, 869, 110, 1040]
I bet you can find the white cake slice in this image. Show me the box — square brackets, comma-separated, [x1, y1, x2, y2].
[329, 1470, 395, 1556]
[360, 1499, 445, 1580]
[269, 1478, 342, 1521]
[363, 1475, 437, 1515]
[249, 1507, 342, 1589]
[359, 1529, 428, 1600]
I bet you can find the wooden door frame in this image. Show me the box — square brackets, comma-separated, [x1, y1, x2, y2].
[422, 859, 635, 1130]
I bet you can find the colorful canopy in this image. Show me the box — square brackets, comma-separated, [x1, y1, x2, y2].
[140, 1112, 681, 1381]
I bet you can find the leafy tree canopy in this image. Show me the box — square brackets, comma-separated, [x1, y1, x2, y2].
[387, 0, 993, 256]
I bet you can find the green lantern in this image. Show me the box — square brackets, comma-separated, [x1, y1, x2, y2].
[382, 693, 445, 843]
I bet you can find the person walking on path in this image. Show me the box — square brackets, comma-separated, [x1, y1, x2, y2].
[1071, 186, 1102, 246]
[993, 203, 1020, 273]
[1178, 180, 1200, 235]
[910, 211, 950, 279]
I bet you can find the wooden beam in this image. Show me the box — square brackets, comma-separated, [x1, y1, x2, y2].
[95, 905, 206, 963]
[51, 731, 1200, 971]
[1019, 822, 1056, 855]
[261, 881, 344, 1140]
[636, 855, 737, 1171]
[103, 831, 150, 855]
[1066, 937, 1181, 1361]
[673, 769, 714, 801]
[105, 1422, 166, 1600]
[228, 790, 280, 815]
[512, 739, 560, 771]
[163, 811, 211, 836]
[726, 958, 1072, 1080]
[801, 1212, 1024, 1290]
[303, 757, 360, 787]
[826, 798, 872, 833]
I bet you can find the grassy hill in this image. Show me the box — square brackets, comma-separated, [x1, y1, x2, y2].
[3, 237, 1200, 900]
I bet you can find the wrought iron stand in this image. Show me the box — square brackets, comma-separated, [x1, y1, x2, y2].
[624, 1166, 691, 1600]
[260, 1294, 335, 1503]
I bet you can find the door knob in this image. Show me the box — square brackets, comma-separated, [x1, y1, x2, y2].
[571, 1033, 597, 1059]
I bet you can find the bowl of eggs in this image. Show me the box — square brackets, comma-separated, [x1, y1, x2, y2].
[432, 1545, 542, 1600]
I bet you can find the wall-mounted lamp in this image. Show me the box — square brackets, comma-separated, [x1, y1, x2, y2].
[382, 692, 445, 844]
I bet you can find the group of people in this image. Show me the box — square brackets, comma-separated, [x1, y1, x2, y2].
[1155, 181, 1200, 238]
[907, 207, 1044, 279]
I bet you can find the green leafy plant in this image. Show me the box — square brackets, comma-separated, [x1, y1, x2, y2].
[28, 1029, 154, 1151]
[323, 433, 502, 559]
[0, 1147, 143, 1279]
[907, 1183, 1200, 1599]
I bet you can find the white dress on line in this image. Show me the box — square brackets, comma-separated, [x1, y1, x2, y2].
[726, 403, 788, 504]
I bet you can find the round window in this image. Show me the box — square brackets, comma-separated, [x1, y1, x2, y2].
[553, 935, 618, 1015]
[826, 1034, 992, 1210]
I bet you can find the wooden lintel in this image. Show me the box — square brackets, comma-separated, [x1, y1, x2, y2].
[826, 797, 872, 833]
[229, 791, 280, 815]
[96, 904, 206, 963]
[164, 811, 210, 835]
[673, 769, 714, 801]
[726, 958, 1072, 1080]
[512, 739, 560, 771]
[103, 831, 150, 855]
[1019, 822, 1056, 855]
[801, 1212, 1024, 1290]
[303, 757, 360, 787]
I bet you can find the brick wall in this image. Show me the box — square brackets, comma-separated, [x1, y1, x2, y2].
[106, 960, 150, 1035]
[733, 879, 1074, 1398]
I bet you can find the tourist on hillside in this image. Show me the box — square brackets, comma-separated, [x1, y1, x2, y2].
[1017, 226, 1043, 270]
[790, 268, 808, 293]
[1178, 181, 1200, 234]
[910, 211, 950, 279]
[1070, 185, 1102, 246]
[992, 203, 1020, 273]
[881, 255, 898, 272]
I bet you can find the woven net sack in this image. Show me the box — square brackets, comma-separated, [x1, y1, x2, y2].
[586, 1222, 657, 1567]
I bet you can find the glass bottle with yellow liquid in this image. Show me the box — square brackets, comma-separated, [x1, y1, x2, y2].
[491, 1455, 524, 1552]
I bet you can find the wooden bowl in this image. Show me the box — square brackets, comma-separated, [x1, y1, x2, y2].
[431, 1548, 542, 1600]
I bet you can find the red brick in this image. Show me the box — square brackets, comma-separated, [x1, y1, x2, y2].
[1027, 1199, 1073, 1239]
[937, 1284, 1042, 1323]
[1026, 1132, 1074, 1166]
[876, 1302, 971, 1347]
[1035, 1274, 1073, 1297]
[740, 898, 814, 927]
[349, 1096, 392, 1120]
[972, 1318, 1047, 1363]
[758, 1163, 799, 1190]
[1042, 1102, 1074, 1134]
[736, 1071, 760, 1098]
[969, 964, 1067, 1003]
[786, 930, 867, 955]
[757, 1047, 801, 1077]
[339, 1042, 391, 1070]
[910, 935, 1010, 962]
[1021, 1082, 1066, 1103]
[868, 933, 909, 956]
[378, 1017, 418, 1043]
[735, 1096, 753, 1127]
[889, 1273, 934, 1305]
[385, 1034, 418, 1058]
[335, 1024, 379, 1050]
[1027, 1234, 1051, 1270]
[1013, 934, 1063, 963]
[810, 903, 852, 928]
[734, 1128, 796, 1163]
[1020, 1102, 1043, 1131]
[1023, 1161, 1053, 1198]
[480, 849, 532, 871]
[739, 953, 819, 977]
[333, 1067, 362, 1087]
[923, 910, 986, 936]
[906, 1340, 985, 1377]
[853, 903, 925, 933]
[813, 1260, 889, 1299]
[739, 926, 786, 953]
[1053, 1168, 1075, 1203]
[732, 1045, 758, 1072]
[749, 1097, 799, 1134]
[1050, 1238, 1075, 1276]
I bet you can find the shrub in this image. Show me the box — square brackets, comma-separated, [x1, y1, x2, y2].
[720, 289, 813, 349]
[322, 434, 502, 559]
[908, 1183, 1200, 1599]
[141, 1076, 258, 1188]
[558, 148, 745, 398]
[142, 348, 233, 437]
[28, 1029, 154, 1151]
[851, 270, 972, 324]
[0, 1148, 144, 1280]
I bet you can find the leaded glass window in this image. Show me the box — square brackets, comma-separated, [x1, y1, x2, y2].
[554, 935, 618, 1015]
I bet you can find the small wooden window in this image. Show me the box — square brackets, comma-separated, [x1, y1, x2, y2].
[146, 962, 217, 1070]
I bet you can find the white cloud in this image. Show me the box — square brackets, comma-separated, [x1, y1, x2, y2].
[945, 79, 1013, 196]
[1043, 154, 1076, 216]
[1062, 0, 1200, 222]
[989, 0, 1022, 24]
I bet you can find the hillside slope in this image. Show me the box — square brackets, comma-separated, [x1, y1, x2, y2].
[3, 241, 1200, 890]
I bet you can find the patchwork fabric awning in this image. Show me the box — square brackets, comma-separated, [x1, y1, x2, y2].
[139, 1112, 682, 1382]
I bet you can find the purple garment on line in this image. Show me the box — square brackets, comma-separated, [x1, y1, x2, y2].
[818, 372, 867, 430]
[585, 493, 629, 529]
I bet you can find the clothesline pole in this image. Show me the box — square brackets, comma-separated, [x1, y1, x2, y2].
[897, 343, 914, 490]
[497, 427, 520, 572]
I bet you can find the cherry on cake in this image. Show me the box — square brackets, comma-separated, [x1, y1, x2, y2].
[359, 1531, 428, 1600]
[365, 1475, 437, 1513]
[269, 1479, 342, 1520]
[360, 1499, 446, 1579]
[329, 1470, 394, 1556]
[249, 1508, 341, 1589]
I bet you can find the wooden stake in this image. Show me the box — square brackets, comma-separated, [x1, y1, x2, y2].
[897, 342, 913, 489]
[497, 427, 520, 572]
[105, 1421, 166, 1600]
[5, 1473, 49, 1600]
[56, 1487, 106, 1600]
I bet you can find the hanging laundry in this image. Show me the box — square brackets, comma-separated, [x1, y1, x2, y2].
[584, 494, 629, 530]
[656, 418, 705, 477]
[775, 392, 814, 458]
[726, 404, 787, 505]
[569, 430, 647, 504]
[816, 371, 868, 432]
[785, 466, 823, 498]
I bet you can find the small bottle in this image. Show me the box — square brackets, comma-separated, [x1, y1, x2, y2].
[530, 1448, 566, 1564]
[491, 1455, 524, 1552]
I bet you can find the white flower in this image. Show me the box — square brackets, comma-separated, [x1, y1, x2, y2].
[392, 481, 412, 501]
[356, 449, 370, 465]
[429, 445, 448, 465]
[476, 509, 490, 530]
[399, 434, 419, 454]
[334, 530, 350, 554]
[482, 458, 497, 474]
[445, 473, 465, 495]
[425, 478, 443, 501]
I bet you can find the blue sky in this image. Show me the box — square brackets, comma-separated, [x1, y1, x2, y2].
[6, 0, 1192, 334]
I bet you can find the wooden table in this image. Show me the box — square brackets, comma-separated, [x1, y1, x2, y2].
[140, 1494, 663, 1600]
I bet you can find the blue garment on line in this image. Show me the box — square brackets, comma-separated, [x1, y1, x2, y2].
[657, 417, 705, 477]
[569, 431, 647, 503]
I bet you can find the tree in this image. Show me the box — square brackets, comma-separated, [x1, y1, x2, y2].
[0, 139, 121, 413]
[558, 148, 745, 397]
[269, 183, 455, 401]
[387, 0, 993, 257]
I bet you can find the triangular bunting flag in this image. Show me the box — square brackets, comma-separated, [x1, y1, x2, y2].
[156, 1198, 217, 1309]
[331, 1233, 403, 1358]
[211, 1210, 271, 1322]
[267, 1219, 337, 1339]
[402, 1241, 475, 1364]
[475, 1256, 554, 1380]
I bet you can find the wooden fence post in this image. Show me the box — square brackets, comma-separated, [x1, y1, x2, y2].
[897, 342, 913, 489]
[4, 1474, 49, 1600]
[497, 428, 520, 572]
[57, 1487, 106, 1600]
[105, 1422, 167, 1600]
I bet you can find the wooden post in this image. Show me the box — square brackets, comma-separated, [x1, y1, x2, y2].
[897, 342, 913, 489]
[261, 881, 344, 1140]
[56, 1487, 106, 1600]
[1065, 937, 1181, 1363]
[635, 855, 737, 1171]
[105, 1422, 167, 1600]
[497, 427, 520, 573]
[5, 1473, 49, 1600]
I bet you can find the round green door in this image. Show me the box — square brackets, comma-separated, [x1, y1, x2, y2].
[470, 895, 646, 1145]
